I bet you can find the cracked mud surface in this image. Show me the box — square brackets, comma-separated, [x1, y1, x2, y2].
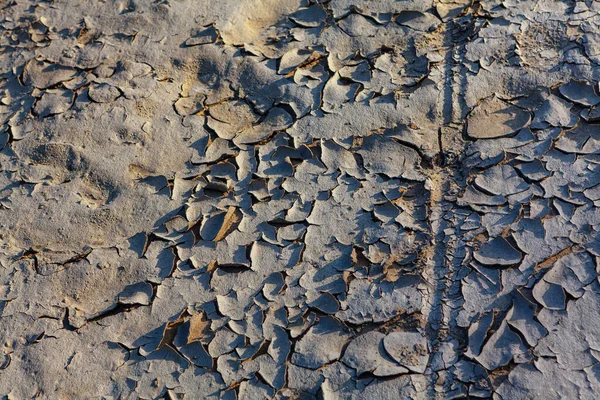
[2, 0, 600, 398]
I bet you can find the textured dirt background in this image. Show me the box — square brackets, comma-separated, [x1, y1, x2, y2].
[2, 0, 600, 398]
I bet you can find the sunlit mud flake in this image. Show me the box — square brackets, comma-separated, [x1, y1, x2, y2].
[278, 48, 313, 75]
[542, 252, 597, 298]
[216, 352, 259, 386]
[33, 89, 74, 117]
[214, 290, 253, 321]
[465, 312, 494, 358]
[474, 164, 528, 196]
[208, 328, 244, 358]
[583, 182, 600, 203]
[320, 363, 356, 398]
[238, 378, 275, 399]
[458, 186, 506, 207]
[103, 61, 156, 101]
[473, 237, 523, 267]
[288, 312, 317, 340]
[291, 316, 351, 369]
[23, 60, 78, 89]
[533, 278, 566, 310]
[282, 160, 338, 201]
[208, 100, 259, 140]
[329, 0, 430, 20]
[306, 199, 374, 245]
[342, 331, 408, 376]
[200, 207, 241, 241]
[268, 325, 291, 364]
[306, 291, 340, 314]
[358, 135, 424, 181]
[538, 288, 600, 370]
[506, 295, 548, 347]
[217, 0, 302, 50]
[320, 139, 363, 178]
[193, 137, 237, 164]
[117, 282, 153, 305]
[474, 321, 527, 371]
[464, 127, 536, 168]
[514, 160, 551, 181]
[436, 0, 470, 21]
[289, 5, 327, 27]
[373, 202, 400, 223]
[156, 311, 188, 350]
[287, 364, 325, 394]
[336, 277, 422, 324]
[583, 32, 600, 59]
[531, 94, 579, 129]
[555, 121, 600, 154]
[559, 81, 600, 107]
[175, 331, 213, 368]
[299, 262, 347, 296]
[466, 96, 531, 139]
[9, 0, 600, 397]
[277, 223, 307, 241]
[184, 26, 218, 46]
[257, 354, 286, 389]
[88, 83, 120, 103]
[383, 331, 429, 373]
[581, 105, 600, 122]
[233, 107, 293, 145]
[262, 273, 286, 301]
[396, 11, 441, 32]
[430, 340, 460, 373]
[322, 72, 360, 113]
[174, 96, 203, 116]
[336, 13, 379, 38]
[496, 358, 593, 400]
[249, 241, 302, 275]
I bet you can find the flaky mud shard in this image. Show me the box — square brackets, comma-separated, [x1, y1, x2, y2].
[2, 0, 600, 399]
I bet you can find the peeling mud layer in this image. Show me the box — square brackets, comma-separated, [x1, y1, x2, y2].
[3, 0, 600, 399]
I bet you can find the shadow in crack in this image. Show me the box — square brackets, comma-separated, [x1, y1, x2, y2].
[423, 4, 481, 398]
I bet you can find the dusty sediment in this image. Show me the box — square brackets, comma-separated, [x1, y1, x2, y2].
[2, 1, 600, 398]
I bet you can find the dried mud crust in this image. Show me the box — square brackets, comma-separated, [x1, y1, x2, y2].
[2, 0, 600, 399]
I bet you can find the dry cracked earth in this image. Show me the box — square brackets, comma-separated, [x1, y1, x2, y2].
[3, 0, 600, 399]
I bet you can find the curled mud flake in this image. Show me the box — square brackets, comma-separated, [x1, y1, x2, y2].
[278, 48, 314, 75]
[559, 81, 600, 107]
[474, 164, 528, 196]
[396, 11, 441, 32]
[33, 89, 74, 117]
[184, 26, 219, 46]
[436, 1, 470, 21]
[466, 96, 531, 140]
[291, 316, 351, 369]
[473, 237, 523, 267]
[289, 6, 327, 28]
[233, 107, 293, 145]
[88, 83, 121, 103]
[357, 135, 424, 181]
[531, 95, 579, 129]
[555, 121, 600, 154]
[383, 331, 429, 373]
[23, 60, 78, 89]
[118, 282, 153, 305]
[474, 321, 527, 371]
[342, 331, 408, 376]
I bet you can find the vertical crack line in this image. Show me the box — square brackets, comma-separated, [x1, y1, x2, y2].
[423, 169, 454, 398]
[423, 3, 478, 397]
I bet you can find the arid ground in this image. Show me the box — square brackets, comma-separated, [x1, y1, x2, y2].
[1, 0, 600, 398]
